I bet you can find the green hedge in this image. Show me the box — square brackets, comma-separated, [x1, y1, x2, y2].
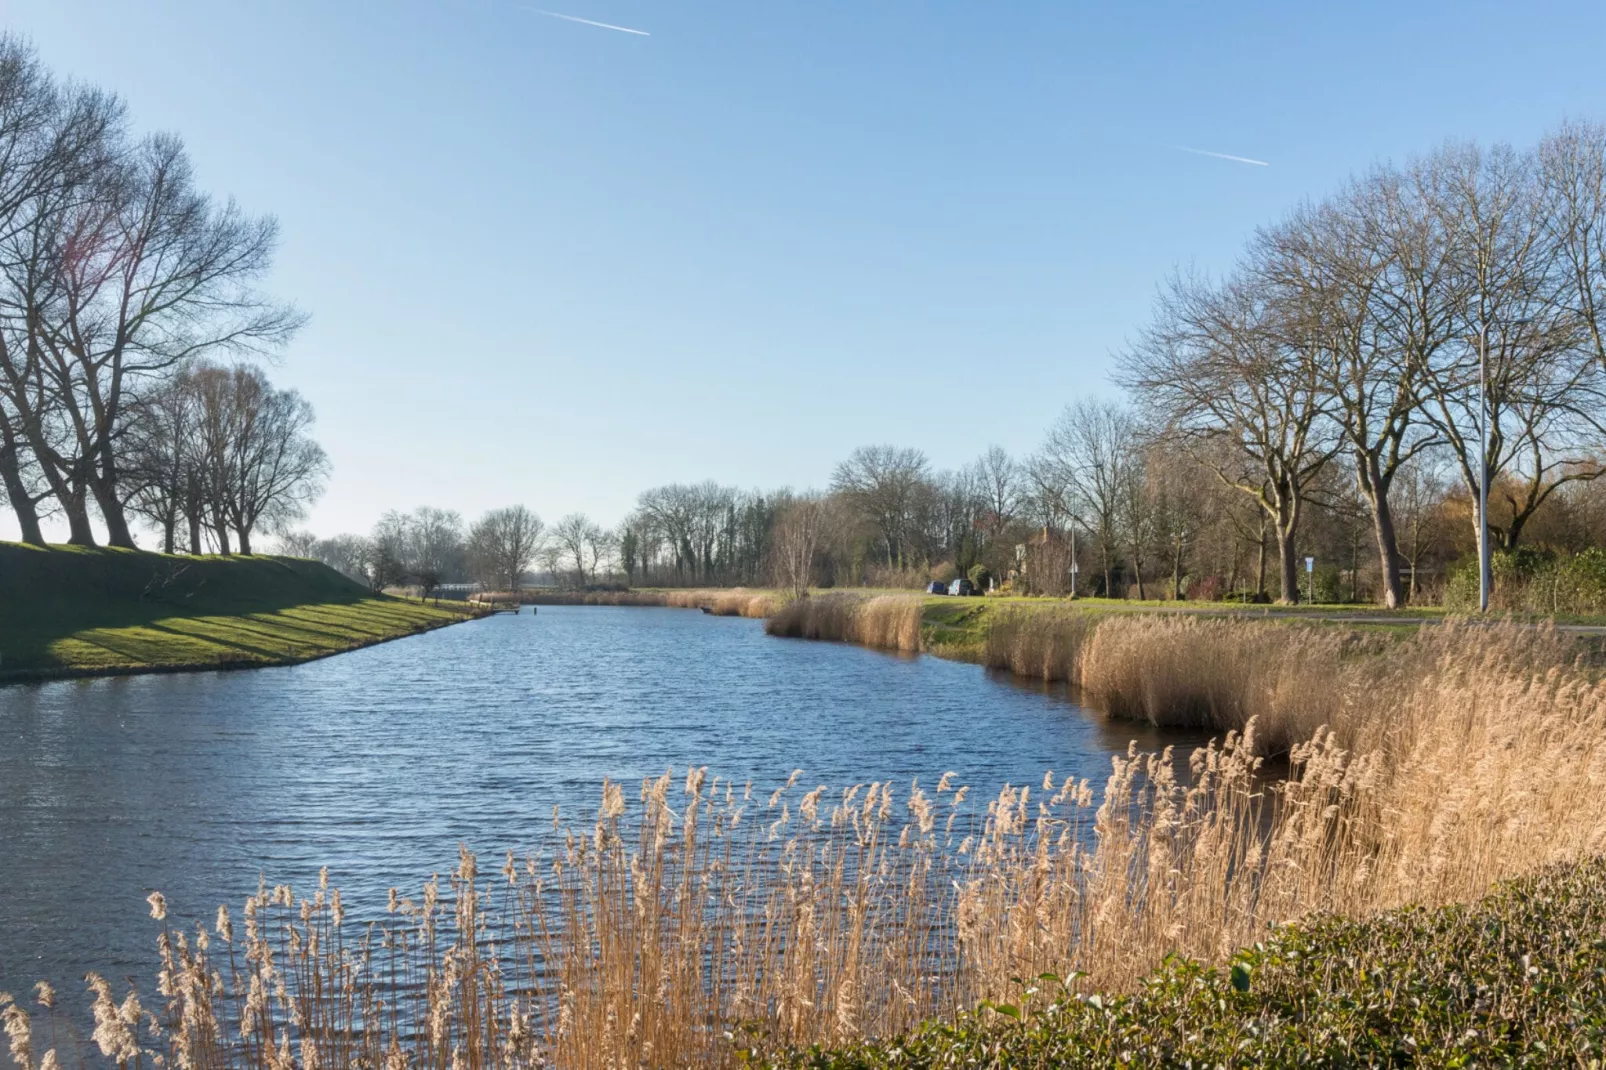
[1445, 547, 1606, 615]
[748, 858, 1606, 1068]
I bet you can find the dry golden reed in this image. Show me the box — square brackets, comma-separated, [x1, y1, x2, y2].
[763, 593, 923, 652]
[980, 606, 1097, 682]
[18, 619, 1605, 1069]
[526, 589, 781, 618]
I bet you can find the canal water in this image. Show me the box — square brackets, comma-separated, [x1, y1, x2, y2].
[0, 606, 1206, 1005]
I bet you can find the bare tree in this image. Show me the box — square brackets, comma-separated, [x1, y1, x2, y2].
[122, 372, 201, 553]
[536, 541, 566, 589]
[0, 40, 121, 544]
[213, 367, 327, 553]
[769, 493, 828, 597]
[830, 445, 932, 571]
[1542, 120, 1606, 374]
[971, 445, 1021, 539]
[1031, 400, 1135, 596]
[468, 506, 545, 593]
[274, 530, 319, 558]
[1420, 141, 1606, 551]
[404, 507, 465, 600]
[636, 485, 697, 582]
[1120, 272, 1339, 604]
[585, 524, 614, 584]
[14, 133, 300, 547]
[554, 512, 602, 587]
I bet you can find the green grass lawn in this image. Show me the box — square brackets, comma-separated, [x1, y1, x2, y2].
[0, 542, 478, 682]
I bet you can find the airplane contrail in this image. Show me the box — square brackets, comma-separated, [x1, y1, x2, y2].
[1168, 144, 1270, 167]
[531, 8, 651, 35]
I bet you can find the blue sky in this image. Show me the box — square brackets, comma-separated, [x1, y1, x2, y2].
[4, 0, 1605, 541]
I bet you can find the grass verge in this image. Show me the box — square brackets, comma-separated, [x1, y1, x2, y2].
[0, 541, 480, 682]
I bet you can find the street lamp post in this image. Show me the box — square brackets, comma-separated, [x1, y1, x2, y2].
[1069, 514, 1079, 599]
[1478, 322, 1490, 614]
[1474, 317, 1528, 614]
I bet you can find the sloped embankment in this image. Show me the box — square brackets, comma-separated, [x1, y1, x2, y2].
[0, 542, 478, 682]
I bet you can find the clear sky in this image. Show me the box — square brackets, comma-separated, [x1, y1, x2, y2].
[4, 0, 1605, 542]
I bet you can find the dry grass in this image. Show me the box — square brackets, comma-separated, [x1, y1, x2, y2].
[763, 593, 924, 652]
[524, 589, 783, 618]
[13, 621, 1606, 1069]
[980, 607, 1097, 683]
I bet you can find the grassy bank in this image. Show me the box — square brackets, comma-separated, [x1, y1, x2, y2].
[0, 542, 479, 682]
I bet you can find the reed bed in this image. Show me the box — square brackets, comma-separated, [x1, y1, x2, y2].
[12, 621, 1605, 1069]
[763, 594, 924, 652]
[524, 589, 782, 618]
[980, 606, 1097, 682]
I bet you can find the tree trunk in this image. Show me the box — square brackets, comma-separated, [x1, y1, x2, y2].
[1277, 525, 1300, 605]
[1255, 516, 1268, 598]
[237, 527, 252, 555]
[188, 509, 202, 555]
[163, 518, 177, 555]
[1172, 538, 1184, 600]
[1357, 454, 1405, 609]
[0, 445, 45, 545]
[59, 479, 96, 546]
[90, 476, 137, 549]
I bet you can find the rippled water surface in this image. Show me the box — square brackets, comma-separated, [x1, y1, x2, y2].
[0, 606, 1203, 999]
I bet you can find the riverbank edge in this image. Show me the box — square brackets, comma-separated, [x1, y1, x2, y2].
[535, 586, 1604, 671]
[0, 604, 487, 686]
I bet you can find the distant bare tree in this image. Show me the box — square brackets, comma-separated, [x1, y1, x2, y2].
[554, 512, 602, 586]
[537, 542, 566, 588]
[123, 373, 201, 553]
[274, 530, 319, 558]
[1032, 400, 1135, 596]
[309, 533, 375, 586]
[769, 494, 828, 597]
[402, 507, 465, 599]
[830, 445, 931, 570]
[585, 524, 614, 583]
[1542, 120, 1606, 374]
[971, 445, 1021, 538]
[1419, 142, 1606, 551]
[1120, 273, 1339, 603]
[468, 506, 545, 592]
[213, 368, 328, 553]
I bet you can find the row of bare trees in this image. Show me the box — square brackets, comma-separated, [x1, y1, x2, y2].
[0, 36, 309, 550]
[1122, 123, 1606, 605]
[269, 116, 1606, 606]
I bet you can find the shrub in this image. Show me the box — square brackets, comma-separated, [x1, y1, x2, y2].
[754, 858, 1606, 1069]
[1445, 547, 1606, 615]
